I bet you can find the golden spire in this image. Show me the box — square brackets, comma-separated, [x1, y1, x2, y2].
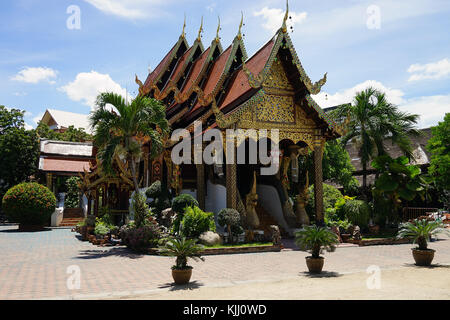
[237, 11, 244, 40]
[197, 16, 204, 41]
[181, 14, 186, 38]
[215, 16, 221, 43]
[282, 0, 289, 33]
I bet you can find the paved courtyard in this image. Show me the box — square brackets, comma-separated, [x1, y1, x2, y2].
[0, 224, 449, 300]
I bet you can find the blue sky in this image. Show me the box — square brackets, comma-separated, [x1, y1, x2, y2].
[1, 0, 449, 129]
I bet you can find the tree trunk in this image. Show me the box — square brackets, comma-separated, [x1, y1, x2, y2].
[362, 161, 368, 200]
[130, 156, 140, 192]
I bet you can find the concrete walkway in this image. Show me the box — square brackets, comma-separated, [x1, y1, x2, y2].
[0, 224, 449, 300]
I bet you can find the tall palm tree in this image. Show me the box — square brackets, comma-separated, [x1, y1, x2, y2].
[333, 87, 420, 190]
[90, 92, 169, 192]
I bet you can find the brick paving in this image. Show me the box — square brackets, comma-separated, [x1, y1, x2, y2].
[0, 224, 449, 300]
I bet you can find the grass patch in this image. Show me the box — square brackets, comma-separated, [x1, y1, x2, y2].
[362, 228, 398, 240]
[205, 242, 273, 249]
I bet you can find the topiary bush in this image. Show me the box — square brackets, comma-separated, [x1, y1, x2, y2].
[217, 208, 243, 238]
[2, 182, 56, 227]
[180, 206, 216, 239]
[343, 199, 371, 229]
[172, 194, 199, 215]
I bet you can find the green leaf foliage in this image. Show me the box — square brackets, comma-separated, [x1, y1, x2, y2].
[159, 237, 205, 270]
[90, 93, 170, 191]
[427, 113, 450, 202]
[65, 177, 81, 209]
[342, 199, 371, 228]
[180, 206, 216, 239]
[295, 225, 339, 258]
[397, 219, 450, 250]
[0, 106, 40, 199]
[331, 87, 420, 188]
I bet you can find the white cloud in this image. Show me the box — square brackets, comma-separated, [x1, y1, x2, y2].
[59, 71, 129, 109]
[13, 92, 28, 97]
[407, 58, 450, 82]
[313, 80, 405, 108]
[24, 123, 34, 130]
[11, 67, 58, 84]
[32, 112, 44, 126]
[313, 80, 449, 129]
[83, 0, 167, 19]
[399, 95, 450, 128]
[254, 7, 307, 34]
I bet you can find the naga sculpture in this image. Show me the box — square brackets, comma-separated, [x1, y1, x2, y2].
[245, 171, 260, 229]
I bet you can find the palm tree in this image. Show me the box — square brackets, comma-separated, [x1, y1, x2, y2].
[90, 92, 169, 192]
[333, 87, 420, 190]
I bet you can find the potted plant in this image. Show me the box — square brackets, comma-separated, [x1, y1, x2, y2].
[159, 237, 205, 285]
[295, 225, 340, 273]
[397, 219, 450, 266]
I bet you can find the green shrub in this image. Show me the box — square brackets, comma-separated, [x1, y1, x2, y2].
[65, 177, 81, 209]
[307, 184, 344, 216]
[2, 183, 56, 226]
[146, 180, 163, 199]
[94, 223, 110, 236]
[146, 181, 171, 216]
[132, 191, 152, 228]
[119, 219, 162, 252]
[172, 194, 199, 215]
[180, 206, 216, 239]
[343, 199, 371, 228]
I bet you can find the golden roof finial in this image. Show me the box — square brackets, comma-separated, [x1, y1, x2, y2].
[181, 14, 186, 38]
[215, 16, 221, 43]
[197, 16, 204, 41]
[282, 0, 289, 33]
[237, 11, 244, 40]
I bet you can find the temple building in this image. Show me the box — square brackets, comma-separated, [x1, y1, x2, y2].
[134, 4, 343, 235]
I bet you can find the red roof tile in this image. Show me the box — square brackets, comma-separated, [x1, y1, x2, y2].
[144, 42, 177, 87]
[162, 46, 193, 92]
[189, 46, 232, 113]
[219, 39, 275, 110]
[42, 158, 91, 173]
[167, 47, 211, 113]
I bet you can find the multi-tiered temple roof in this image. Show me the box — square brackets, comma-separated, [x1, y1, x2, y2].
[136, 5, 341, 140]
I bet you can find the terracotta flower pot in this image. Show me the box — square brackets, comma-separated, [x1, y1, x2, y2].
[305, 257, 325, 273]
[412, 248, 435, 266]
[172, 268, 193, 285]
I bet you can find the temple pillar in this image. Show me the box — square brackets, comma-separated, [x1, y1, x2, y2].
[196, 164, 206, 210]
[46, 173, 53, 191]
[226, 132, 237, 210]
[313, 134, 325, 224]
[226, 163, 237, 209]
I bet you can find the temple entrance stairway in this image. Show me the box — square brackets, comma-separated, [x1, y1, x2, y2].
[60, 208, 84, 227]
[256, 204, 289, 238]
